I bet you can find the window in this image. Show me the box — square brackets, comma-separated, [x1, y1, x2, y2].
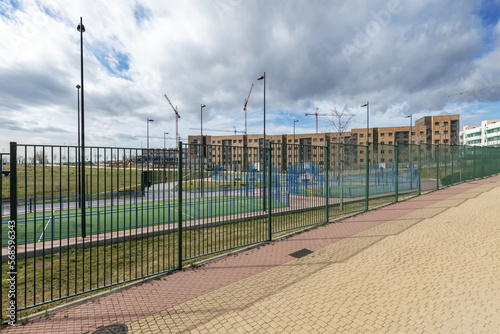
[420, 131, 424, 135]
[389, 141, 393, 145]
[239, 140, 242, 143]
[389, 133, 393, 136]
[360, 134, 364, 138]
[320, 138, 324, 142]
[381, 133, 385, 137]
[212, 141, 215, 144]
[313, 138, 317, 142]
[217, 141, 221, 144]
[434, 140, 440, 144]
[288, 139, 292, 143]
[435, 131, 439, 135]
[233, 140, 236, 143]
[360, 158, 364, 163]
[435, 122, 439, 126]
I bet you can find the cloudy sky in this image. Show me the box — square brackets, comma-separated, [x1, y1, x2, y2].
[1, 0, 500, 151]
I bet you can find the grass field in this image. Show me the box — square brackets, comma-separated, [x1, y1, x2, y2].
[1, 196, 288, 245]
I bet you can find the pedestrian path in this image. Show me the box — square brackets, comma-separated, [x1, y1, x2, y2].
[4, 176, 500, 333]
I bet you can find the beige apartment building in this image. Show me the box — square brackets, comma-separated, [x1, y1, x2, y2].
[187, 115, 459, 168]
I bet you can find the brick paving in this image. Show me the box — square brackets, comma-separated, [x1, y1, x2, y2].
[3, 176, 500, 333]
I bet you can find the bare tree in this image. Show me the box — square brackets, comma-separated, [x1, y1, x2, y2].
[324, 103, 356, 211]
[35, 151, 48, 164]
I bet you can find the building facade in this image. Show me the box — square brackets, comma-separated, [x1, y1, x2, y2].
[187, 114, 460, 169]
[460, 119, 500, 147]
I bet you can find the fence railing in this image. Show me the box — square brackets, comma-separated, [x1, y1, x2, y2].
[2, 141, 500, 324]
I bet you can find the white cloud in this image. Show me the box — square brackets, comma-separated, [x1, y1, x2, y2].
[1, 0, 500, 151]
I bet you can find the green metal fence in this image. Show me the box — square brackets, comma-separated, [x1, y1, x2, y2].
[2, 141, 500, 324]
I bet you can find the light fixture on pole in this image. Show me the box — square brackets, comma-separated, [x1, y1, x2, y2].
[77, 17, 86, 238]
[257, 72, 267, 211]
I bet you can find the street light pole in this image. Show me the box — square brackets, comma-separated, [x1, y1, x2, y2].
[361, 102, 369, 144]
[293, 119, 299, 144]
[76, 84, 81, 208]
[200, 104, 206, 159]
[257, 72, 266, 211]
[200, 104, 206, 197]
[147, 118, 154, 161]
[405, 114, 413, 189]
[77, 17, 86, 238]
[164, 132, 169, 150]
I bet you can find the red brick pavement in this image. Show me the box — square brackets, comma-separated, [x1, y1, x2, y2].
[3, 176, 499, 333]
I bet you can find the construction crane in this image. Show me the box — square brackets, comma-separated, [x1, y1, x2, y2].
[164, 93, 181, 149]
[243, 84, 253, 135]
[189, 127, 245, 135]
[304, 108, 336, 134]
[448, 80, 500, 97]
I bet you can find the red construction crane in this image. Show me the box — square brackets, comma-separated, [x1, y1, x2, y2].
[164, 93, 181, 150]
[304, 108, 336, 133]
[243, 84, 253, 135]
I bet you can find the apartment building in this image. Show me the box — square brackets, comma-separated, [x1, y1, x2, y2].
[187, 114, 460, 168]
[415, 115, 460, 145]
[460, 119, 500, 146]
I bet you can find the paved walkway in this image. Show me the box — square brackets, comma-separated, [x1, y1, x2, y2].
[4, 176, 500, 333]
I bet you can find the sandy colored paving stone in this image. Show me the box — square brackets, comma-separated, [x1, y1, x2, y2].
[127, 182, 500, 333]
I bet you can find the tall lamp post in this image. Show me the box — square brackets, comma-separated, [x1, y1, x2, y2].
[293, 119, 299, 144]
[76, 84, 81, 208]
[361, 102, 369, 211]
[164, 132, 169, 150]
[77, 17, 86, 238]
[441, 123, 448, 177]
[257, 72, 266, 211]
[405, 114, 413, 189]
[361, 102, 369, 144]
[200, 104, 206, 197]
[147, 118, 154, 162]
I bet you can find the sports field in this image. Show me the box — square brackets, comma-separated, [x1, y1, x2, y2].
[1, 196, 287, 245]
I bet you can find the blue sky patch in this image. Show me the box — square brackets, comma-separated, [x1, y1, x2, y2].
[94, 46, 131, 79]
[0, 0, 21, 19]
[133, 3, 151, 25]
[479, 0, 500, 27]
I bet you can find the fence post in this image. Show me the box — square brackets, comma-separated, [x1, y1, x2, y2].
[177, 142, 183, 270]
[267, 142, 272, 241]
[472, 145, 475, 180]
[8, 142, 18, 325]
[325, 141, 329, 222]
[418, 143, 421, 196]
[365, 142, 369, 211]
[395, 142, 399, 202]
[451, 145, 454, 185]
[436, 144, 440, 189]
